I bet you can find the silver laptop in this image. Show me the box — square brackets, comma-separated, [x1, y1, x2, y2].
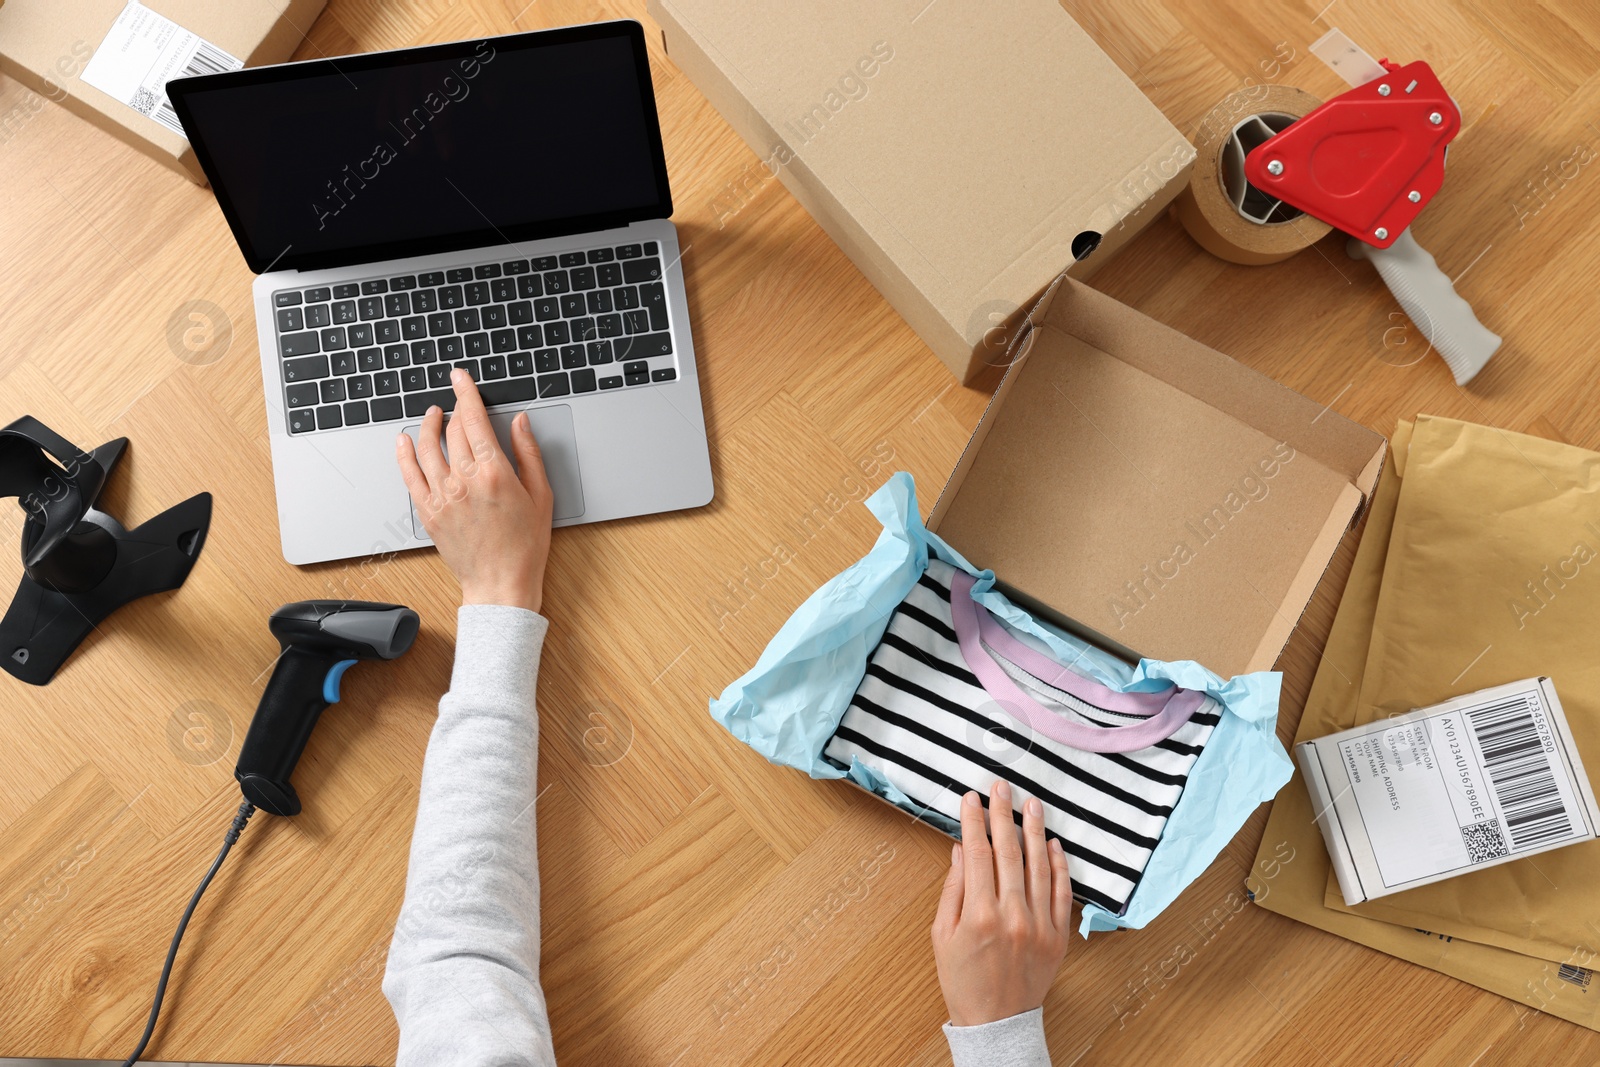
[168, 21, 712, 564]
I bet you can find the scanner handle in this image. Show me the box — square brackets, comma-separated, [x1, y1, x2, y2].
[234, 646, 352, 816]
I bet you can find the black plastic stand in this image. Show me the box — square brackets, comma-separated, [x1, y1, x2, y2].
[0, 415, 211, 685]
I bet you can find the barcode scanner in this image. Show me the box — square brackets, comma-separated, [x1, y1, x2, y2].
[235, 600, 421, 816]
[120, 599, 419, 1065]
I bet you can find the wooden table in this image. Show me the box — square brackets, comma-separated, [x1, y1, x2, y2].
[3, 0, 1598, 1062]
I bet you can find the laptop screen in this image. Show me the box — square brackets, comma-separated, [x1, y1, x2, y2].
[169, 22, 672, 274]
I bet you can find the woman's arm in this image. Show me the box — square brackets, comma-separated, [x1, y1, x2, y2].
[382, 372, 558, 1066]
[933, 780, 1072, 1067]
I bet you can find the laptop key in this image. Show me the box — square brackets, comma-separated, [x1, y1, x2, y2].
[475, 263, 501, 279]
[624, 370, 650, 386]
[454, 308, 480, 333]
[283, 354, 329, 381]
[440, 337, 463, 361]
[510, 352, 534, 376]
[359, 297, 384, 320]
[641, 282, 668, 330]
[333, 283, 360, 299]
[587, 340, 614, 365]
[644, 240, 658, 255]
[419, 272, 445, 287]
[533, 297, 560, 322]
[572, 318, 597, 341]
[288, 409, 315, 433]
[375, 370, 400, 395]
[559, 252, 585, 268]
[504, 259, 529, 274]
[465, 282, 491, 306]
[321, 379, 346, 404]
[538, 372, 571, 398]
[532, 255, 558, 271]
[275, 291, 302, 307]
[332, 301, 357, 324]
[518, 274, 543, 299]
[615, 332, 673, 360]
[560, 294, 585, 318]
[438, 285, 464, 309]
[613, 286, 639, 309]
[534, 348, 560, 373]
[428, 312, 454, 337]
[280, 331, 320, 357]
[453, 359, 481, 381]
[276, 307, 304, 332]
[446, 267, 473, 283]
[348, 324, 373, 347]
[427, 364, 453, 388]
[599, 375, 623, 390]
[465, 333, 490, 357]
[358, 348, 383, 372]
[586, 290, 613, 314]
[306, 304, 332, 329]
[616, 244, 642, 259]
[361, 279, 388, 295]
[544, 271, 569, 294]
[482, 304, 507, 329]
[596, 314, 623, 338]
[386, 293, 411, 317]
[333, 351, 358, 375]
[411, 339, 437, 363]
[402, 316, 427, 340]
[544, 321, 570, 345]
[623, 258, 662, 283]
[404, 390, 457, 418]
[390, 275, 416, 290]
[570, 266, 596, 291]
[597, 262, 622, 287]
[622, 360, 649, 377]
[492, 278, 516, 302]
[376, 320, 400, 344]
[385, 345, 409, 368]
[286, 382, 319, 407]
[478, 378, 538, 406]
[652, 368, 678, 383]
[622, 310, 649, 334]
[412, 289, 438, 313]
[348, 374, 374, 399]
[509, 301, 533, 325]
[370, 396, 403, 422]
[344, 401, 371, 426]
[587, 247, 615, 263]
[316, 404, 343, 429]
[517, 324, 542, 348]
[481, 355, 507, 380]
[571, 368, 597, 393]
[491, 329, 516, 353]
[560, 345, 586, 370]
[401, 367, 427, 391]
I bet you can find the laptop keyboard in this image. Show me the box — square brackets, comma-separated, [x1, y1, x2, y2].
[272, 240, 678, 434]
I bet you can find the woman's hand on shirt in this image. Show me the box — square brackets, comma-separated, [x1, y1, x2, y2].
[396, 370, 554, 613]
[931, 780, 1072, 1027]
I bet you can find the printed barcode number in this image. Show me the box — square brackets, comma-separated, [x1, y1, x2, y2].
[1465, 694, 1572, 851]
[1559, 963, 1594, 988]
[148, 42, 239, 136]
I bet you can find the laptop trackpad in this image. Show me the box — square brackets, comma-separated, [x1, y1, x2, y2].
[404, 404, 585, 540]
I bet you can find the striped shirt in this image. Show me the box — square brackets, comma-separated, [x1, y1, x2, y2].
[823, 559, 1219, 914]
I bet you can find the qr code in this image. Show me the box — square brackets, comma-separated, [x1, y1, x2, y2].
[130, 87, 157, 115]
[1462, 821, 1509, 863]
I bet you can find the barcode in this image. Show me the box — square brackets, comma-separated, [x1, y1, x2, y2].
[148, 42, 240, 135]
[1559, 963, 1594, 988]
[1465, 694, 1572, 851]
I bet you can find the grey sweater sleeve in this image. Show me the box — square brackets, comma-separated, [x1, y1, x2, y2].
[945, 1008, 1053, 1066]
[383, 604, 556, 1067]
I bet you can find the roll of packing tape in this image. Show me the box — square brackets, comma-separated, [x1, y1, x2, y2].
[1172, 85, 1333, 265]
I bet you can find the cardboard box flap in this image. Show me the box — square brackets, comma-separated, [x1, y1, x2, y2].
[929, 279, 1385, 677]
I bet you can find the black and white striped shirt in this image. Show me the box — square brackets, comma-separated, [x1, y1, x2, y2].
[824, 559, 1219, 914]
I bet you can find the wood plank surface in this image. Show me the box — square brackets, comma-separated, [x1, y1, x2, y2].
[3, 0, 1599, 1062]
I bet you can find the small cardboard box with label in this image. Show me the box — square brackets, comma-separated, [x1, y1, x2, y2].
[648, 0, 1197, 384]
[1298, 677, 1600, 905]
[0, 0, 327, 184]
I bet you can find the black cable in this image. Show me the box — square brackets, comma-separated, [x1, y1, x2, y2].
[120, 799, 256, 1066]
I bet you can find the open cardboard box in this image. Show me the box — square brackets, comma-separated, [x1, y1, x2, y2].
[928, 276, 1386, 678]
[648, 0, 1196, 384]
[0, 0, 327, 185]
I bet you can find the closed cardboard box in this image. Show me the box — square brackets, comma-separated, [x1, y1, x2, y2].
[0, 0, 327, 184]
[648, 0, 1196, 383]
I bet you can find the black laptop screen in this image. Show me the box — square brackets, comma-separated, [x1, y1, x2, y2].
[169, 23, 672, 274]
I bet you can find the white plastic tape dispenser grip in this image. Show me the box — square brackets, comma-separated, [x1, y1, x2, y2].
[1314, 29, 1501, 385]
[1347, 229, 1500, 385]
